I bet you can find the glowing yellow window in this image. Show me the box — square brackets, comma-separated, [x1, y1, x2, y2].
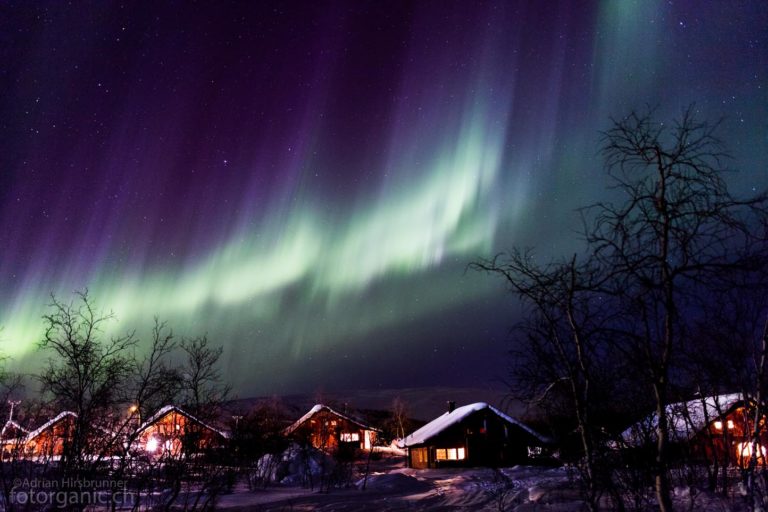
[435, 447, 466, 460]
[714, 420, 735, 430]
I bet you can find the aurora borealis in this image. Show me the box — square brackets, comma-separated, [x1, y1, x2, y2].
[1, 2, 766, 395]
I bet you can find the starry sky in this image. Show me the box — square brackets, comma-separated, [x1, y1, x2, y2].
[0, 1, 766, 396]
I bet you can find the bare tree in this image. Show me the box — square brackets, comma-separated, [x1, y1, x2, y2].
[230, 398, 290, 489]
[108, 318, 180, 512]
[151, 335, 232, 511]
[477, 106, 767, 511]
[390, 396, 409, 440]
[38, 290, 136, 475]
[128, 318, 180, 419]
[473, 251, 618, 512]
[179, 335, 230, 420]
[745, 316, 768, 509]
[591, 107, 766, 511]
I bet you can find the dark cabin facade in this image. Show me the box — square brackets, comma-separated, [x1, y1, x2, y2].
[400, 402, 549, 469]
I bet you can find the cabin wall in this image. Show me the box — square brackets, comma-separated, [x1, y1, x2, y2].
[293, 410, 373, 452]
[689, 407, 768, 468]
[138, 411, 223, 455]
[26, 417, 75, 458]
[407, 411, 540, 469]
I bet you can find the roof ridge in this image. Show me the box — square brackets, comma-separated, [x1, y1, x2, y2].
[137, 404, 228, 439]
[283, 403, 380, 436]
[400, 402, 548, 447]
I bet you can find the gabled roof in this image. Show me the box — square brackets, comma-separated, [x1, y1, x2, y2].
[620, 393, 745, 446]
[137, 405, 228, 439]
[283, 404, 381, 436]
[25, 411, 77, 442]
[1, 420, 29, 439]
[399, 402, 549, 448]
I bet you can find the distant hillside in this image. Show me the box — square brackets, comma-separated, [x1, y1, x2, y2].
[225, 385, 524, 422]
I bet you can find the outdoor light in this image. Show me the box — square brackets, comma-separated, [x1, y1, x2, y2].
[145, 437, 159, 453]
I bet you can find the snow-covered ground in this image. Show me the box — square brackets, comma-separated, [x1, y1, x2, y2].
[215, 463, 582, 511]
[213, 450, 761, 511]
[214, 444, 577, 511]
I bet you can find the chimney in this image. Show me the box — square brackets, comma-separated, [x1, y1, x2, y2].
[447, 401, 456, 414]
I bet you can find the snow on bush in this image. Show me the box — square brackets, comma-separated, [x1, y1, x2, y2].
[355, 472, 432, 493]
[253, 443, 336, 487]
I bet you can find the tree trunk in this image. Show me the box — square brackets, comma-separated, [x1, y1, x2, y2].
[654, 381, 674, 512]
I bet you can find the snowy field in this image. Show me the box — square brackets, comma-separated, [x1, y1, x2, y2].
[212, 452, 761, 511]
[216, 464, 576, 511]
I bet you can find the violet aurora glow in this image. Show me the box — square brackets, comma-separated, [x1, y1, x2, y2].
[0, 2, 766, 394]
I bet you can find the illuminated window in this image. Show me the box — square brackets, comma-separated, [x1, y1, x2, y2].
[435, 447, 466, 460]
[714, 420, 735, 430]
[737, 441, 767, 463]
[340, 432, 359, 442]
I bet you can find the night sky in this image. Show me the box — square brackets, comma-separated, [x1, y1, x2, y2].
[1, 2, 766, 396]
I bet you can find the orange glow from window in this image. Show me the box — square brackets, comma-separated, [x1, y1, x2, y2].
[737, 441, 766, 464]
[435, 447, 466, 461]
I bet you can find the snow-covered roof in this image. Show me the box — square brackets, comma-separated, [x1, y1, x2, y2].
[137, 405, 228, 439]
[1, 420, 29, 440]
[620, 393, 745, 446]
[25, 411, 77, 442]
[283, 404, 381, 436]
[399, 402, 549, 448]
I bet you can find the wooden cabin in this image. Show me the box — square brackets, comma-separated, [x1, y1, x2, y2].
[2, 410, 118, 460]
[0, 419, 29, 458]
[620, 393, 768, 467]
[283, 404, 381, 453]
[399, 402, 549, 469]
[23, 411, 77, 459]
[135, 405, 228, 457]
